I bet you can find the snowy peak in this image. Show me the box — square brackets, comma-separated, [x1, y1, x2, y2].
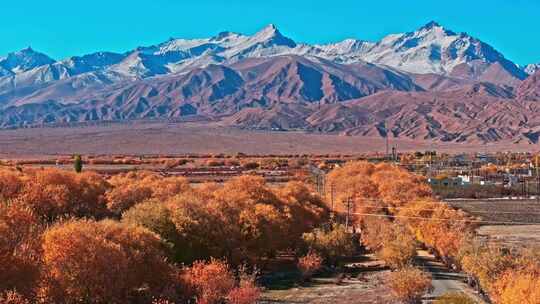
[360, 21, 525, 80]
[525, 63, 540, 75]
[59, 52, 126, 73]
[416, 21, 454, 34]
[256, 24, 280, 38]
[316, 39, 374, 55]
[250, 24, 296, 47]
[0, 22, 532, 91]
[421, 21, 441, 29]
[211, 31, 244, 42]
[0, 47, 55, 73]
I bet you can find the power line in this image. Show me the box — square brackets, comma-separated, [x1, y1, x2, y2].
[350, 212, 540, 225]
[351, 205, 540, 215]
[329, 197, 540, 215]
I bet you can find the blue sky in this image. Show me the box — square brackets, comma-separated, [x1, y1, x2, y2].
[2, 0, 539, 65]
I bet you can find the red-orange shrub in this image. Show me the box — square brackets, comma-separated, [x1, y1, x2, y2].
[297, 252, 323, 280]
[183, 259, 236, 304]
[106, 171, 190, 215]
[388, 267, 432, 304]
[0, 291, 31, 304]
[0, 203, 42, 297]
[15, 168, 110, 221]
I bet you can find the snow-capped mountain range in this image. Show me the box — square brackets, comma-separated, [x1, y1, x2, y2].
[0, 22, 534, 87]
[1, 21, 540, 144]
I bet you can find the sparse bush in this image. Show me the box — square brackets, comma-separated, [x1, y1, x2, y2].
[379, 238, 416, 269]
[378, 225, 416, 269]
[183, 259, 236, 304]
[206, 160, 225, 167]
[225, 159, 241, 167]
[434, 292, 476, 304]
[183, 259, 260, 304]
[0, 169, 25, 201]
[297, 252, 323, 281]
[0, 291, 31, 304]
[388, 267, 432, 304]
[242, 162, 259, 170]
[302, 223, 356, 264]
[288, 158, 308, 169]
[227, 267, 261, 304]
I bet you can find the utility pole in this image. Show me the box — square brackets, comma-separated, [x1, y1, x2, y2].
[330, 182, 335, 213]
[345, 197, 351, 230]
[534, 155, 540, 202]
[316, 174, 325, 197]
[385, 121, 389, 161]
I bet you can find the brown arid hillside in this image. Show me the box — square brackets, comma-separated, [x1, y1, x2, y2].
[517, 70, 540, 101]
[1, 22, 539, 146]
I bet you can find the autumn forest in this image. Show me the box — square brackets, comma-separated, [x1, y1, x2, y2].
[0, 161, 539, 304]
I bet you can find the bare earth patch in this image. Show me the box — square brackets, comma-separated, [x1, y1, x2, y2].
[477, 225, 540, 247]
[260, 270, 393, 304]
[0, 122, 536, 158]
[446, 199, 540, 224]
[447, 199, 540, 248]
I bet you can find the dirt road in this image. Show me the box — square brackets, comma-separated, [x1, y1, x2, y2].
[415, 250, 486, 303]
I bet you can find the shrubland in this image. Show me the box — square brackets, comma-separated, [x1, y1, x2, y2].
[328, 161, 540, 304]
[1, 160, 538, 303]
[0, 167, 329, 303]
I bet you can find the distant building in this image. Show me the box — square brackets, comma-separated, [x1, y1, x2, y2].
[428, 176, 464, 187]
[450, 154, 469, 166]
[503, 174, 519, 187]
[458, 175, 485, 185]
[477, 153, 496, 163]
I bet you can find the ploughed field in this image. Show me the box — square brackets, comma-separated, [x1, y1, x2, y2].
[446, 199, 540, 248]
[445, 199, 540, 224]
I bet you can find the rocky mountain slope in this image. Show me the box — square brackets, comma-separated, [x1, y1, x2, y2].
[0, 22, 539, 144]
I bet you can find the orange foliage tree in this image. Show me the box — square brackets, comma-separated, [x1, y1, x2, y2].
[106, 171, 190, 215]
[0, 169, 25, 201]
[168, 176, 292, 264]
[40, 219, 174, 303]
[14, 168, 110, 221]
[388, 267, 432, 304]
[0, 203, 42, 298]
[183, 259, 260, 304]
[493, 269, 540, 304]
[397, 199, 475, 260]
[361, 218, 416, 269]
[370, 164, 432, 208]
[123, 176, 329, 265]
[301, 223, 356, 265]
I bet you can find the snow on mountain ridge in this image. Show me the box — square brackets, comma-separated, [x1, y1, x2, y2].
[0, 22, 531, 93]
[0, 47, 56, 74]
[360, 21, 502, 74]
[525, 63, 539, 75]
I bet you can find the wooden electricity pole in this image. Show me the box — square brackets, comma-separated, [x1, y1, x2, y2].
[345, 197, 351, 229]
